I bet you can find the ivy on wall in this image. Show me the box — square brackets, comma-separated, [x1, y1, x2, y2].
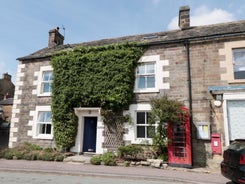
[51, 43, 146, 149]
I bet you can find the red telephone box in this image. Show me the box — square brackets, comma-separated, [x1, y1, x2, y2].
[168, 107, 192, 168]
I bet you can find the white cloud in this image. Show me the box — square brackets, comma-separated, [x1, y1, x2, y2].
[167, 5, 235, 30]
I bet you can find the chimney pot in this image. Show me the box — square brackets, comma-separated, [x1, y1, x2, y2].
[48, 27, 64, 48]
[179, 6, 190, 30]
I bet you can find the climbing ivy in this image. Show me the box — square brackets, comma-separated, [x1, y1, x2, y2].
[51, 43, 146, 149]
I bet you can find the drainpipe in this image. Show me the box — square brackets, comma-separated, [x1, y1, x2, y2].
[185, 39, 193, 166]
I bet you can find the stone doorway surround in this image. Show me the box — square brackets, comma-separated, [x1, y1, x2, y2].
[70, 107, 104, 154]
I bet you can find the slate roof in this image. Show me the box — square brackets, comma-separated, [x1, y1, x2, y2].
[18, 20, 245, 61]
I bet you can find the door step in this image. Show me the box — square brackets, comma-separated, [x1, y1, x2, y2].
[83, 152, 96, 157]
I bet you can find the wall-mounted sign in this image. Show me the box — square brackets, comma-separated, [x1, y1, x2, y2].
[197, 122, 210, 140]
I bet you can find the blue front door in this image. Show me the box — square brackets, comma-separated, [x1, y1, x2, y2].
[83, 117, 97, 152]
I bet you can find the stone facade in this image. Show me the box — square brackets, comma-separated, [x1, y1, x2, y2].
[9, 59, 54, 148]
[9, 6, 245, 168]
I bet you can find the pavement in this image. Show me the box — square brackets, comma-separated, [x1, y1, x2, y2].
[63, 155, 220, 174]
[0, 156, 229, 184]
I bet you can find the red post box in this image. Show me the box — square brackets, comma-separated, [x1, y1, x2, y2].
[211, 133, 221, 154]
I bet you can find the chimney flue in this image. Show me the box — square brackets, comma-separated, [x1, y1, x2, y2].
[179, 6, 190, 30]
[48, 27, 64, 48]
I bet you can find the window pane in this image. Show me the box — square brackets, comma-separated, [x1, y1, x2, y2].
[43, 83, 52, 93]
[39, 124, 51, 134]
[147, 112, 151, 124]
[146, 64, 155, 74]
[137, 77, 145, 89]
[137, 65, 145, 75]
[137, 126, 145, 138]
[233, 49, 245, 79]
[38, 111, 51, 122]
[43, 71, 52, 81]
[137, 112, 145, 124]
[146, 76, 155, 88]
[39, 124, 46, 134]
[46, 124, 52, 134]
[147, 126, 155, 138]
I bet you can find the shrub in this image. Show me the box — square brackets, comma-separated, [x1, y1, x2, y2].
[101, 152, 116, 166]
[90, 155, 101, 165]
[1, 142, 65, 162]
[117, 145, 143, 160]
[124, 161, 130, 167]
[0, 149, 7, 158]
[23, 151, 39, 161]
[54, 153, 65, 162]
[4, 149, 15, 160]
[22, 142, 43, 151]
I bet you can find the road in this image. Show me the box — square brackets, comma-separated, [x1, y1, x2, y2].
[0, 171, 198, 184]
[0, 159, 230, 184]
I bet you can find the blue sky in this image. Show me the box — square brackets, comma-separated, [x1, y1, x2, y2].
[0, 0, 244, 83]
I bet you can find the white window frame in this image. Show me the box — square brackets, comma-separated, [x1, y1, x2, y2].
[32, 106, 53, 139]
[233, 48, 245, 80]
[134, 55, 169, 93]
[220, 41, 245, 83]
[136, 111, 156, 139]
[136, 62, 156, 90]
[124, 104, 158, 144]
[37, 66, 53, 96]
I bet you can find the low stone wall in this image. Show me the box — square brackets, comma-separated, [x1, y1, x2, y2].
[117, 158, 167, 169]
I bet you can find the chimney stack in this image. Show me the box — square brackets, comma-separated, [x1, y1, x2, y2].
[179, 6, 190, 30]
[2, 73, 11, 81]
[48, 27, 64, 48]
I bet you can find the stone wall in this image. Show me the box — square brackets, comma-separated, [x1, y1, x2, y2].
[9, 59, 53, 148]
[134, 39, 232, 167]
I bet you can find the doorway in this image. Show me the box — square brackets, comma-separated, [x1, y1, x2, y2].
[83, 117, 97, 152]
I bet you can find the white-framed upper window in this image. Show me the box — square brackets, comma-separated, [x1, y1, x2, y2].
[136, 111, 155, 138]
[136, 63, 155, 89]
[32, 106, 53, 139]
[134, 55, 169, 93]
[219, 41, 245, 83]
[233, 48, 245, 79]
[37, 66, 53, 96]
[41, 71, 52, 93]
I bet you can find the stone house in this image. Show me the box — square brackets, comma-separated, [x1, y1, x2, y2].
[0, 73, 14, 148]
[0, 97, 13, 123]
[9, 6, 245, 167]
[0, 73, 15, 101]
[0, 73, 14, 123]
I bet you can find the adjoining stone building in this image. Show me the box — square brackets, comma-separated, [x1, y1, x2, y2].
[0, 73, 14, 148]
[9, 6, 245, 168]
[0, 73, 15, 101]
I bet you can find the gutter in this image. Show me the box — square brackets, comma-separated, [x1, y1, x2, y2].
[185, 39, 193, 167]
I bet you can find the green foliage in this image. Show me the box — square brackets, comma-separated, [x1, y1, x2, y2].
[149, 96, 184, 124]
[117, 144, 143, 160]
[101, 152, 117, 166]
[149, 96, 187, 156]
[51, 43, 146, 149]
[0, 142, 65, 161]
[90, 155, 102, 165]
